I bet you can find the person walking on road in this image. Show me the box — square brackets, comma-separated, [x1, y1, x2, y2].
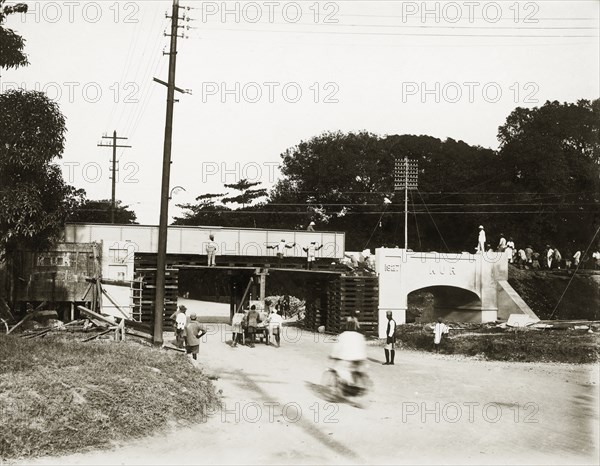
[433, 317, 449, 353]
[265, 309, 283, 347]
[185, 313, 207, 362]
[231, 307, 246, 347]
[244, 305, 260, 348]
[175, 305, 188, 349]
[383, 311, 396, 365]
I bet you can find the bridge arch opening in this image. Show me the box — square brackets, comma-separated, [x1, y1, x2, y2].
[407, 285, 482, 323]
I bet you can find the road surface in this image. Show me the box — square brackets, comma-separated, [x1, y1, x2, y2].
[27, 321, 599, 465]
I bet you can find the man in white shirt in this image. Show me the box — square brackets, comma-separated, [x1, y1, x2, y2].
[175, 306, 188, 348]
[573, 250, 581, 267]
[383, 311, 396, 366]
[477, 225, 486, 253]
[267, 239, 296, 263]
[433, 317, 449, 353]
[206, 234, 218, 267]
[303, 241, 323, 269]
[266, 310, 284, 347]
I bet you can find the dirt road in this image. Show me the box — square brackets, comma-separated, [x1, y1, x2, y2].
[28, 324, 599, 465]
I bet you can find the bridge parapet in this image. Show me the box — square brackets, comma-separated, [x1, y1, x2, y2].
[375, 248, 509, 337]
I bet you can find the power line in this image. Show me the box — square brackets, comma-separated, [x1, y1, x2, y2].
[193, 25, 598, 38]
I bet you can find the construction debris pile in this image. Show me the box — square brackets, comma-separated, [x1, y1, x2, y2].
[1, 301, 155, 344]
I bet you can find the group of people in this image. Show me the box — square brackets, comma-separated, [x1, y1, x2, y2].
[477, 227, 593, 271]
[170, 305, 207, 362]
[334, 310, 450, 372]
[230, 303, 284, 348]
[203, 234, 325, 270]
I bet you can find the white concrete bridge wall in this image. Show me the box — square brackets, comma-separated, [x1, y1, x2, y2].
[376, 248, 509, 337]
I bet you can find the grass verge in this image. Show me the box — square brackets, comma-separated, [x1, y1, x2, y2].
[0, 334, 221, 461]
[395, 324, 600, 364]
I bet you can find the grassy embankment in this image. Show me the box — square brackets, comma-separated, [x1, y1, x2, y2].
[399, 268, 600, 363]
[0, 335, 221, 461]
[395, 324, 599, 363]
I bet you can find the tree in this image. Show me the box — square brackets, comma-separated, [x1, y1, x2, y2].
[222, 179, 267, 207]
[0, 90, 84, 255]
[69, 199, 138, 224]
[496, 99, 600, 249]
[1, 1, 85, 310]
[173, 193, 231, 226]
[0, 1, 28, 69]
[1, 1, 84, 257]
[269, 131, 498, 250]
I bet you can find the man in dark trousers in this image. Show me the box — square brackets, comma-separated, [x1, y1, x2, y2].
[184, 313, 207, 362]
[244, 305, 260, 348]
[383, 311, 396, 365]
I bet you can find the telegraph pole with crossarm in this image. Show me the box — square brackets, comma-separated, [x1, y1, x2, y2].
[153, 0, 192, 345]
[97, 131, 131, 224]
[394, 157, 419, 249]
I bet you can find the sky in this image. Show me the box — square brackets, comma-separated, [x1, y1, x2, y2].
[2, 0, 599, 225]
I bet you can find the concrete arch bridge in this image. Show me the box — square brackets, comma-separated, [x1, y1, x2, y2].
[375, 248, 538, 338]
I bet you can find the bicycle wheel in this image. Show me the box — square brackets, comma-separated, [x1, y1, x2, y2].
[321, 369, 339, 402]
[352, 372, 373, 397]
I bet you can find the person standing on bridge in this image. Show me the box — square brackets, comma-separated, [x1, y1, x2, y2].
[206, 234, 218, 267]
[307, 221, 316, 232]
[383, 311, 396, 366]
[477, 225, 486, 253]
[268, 239, 296, 264]
[506, 237, 515, 263]
[497, 233, 507, 252]
[303, 241, 323, 269]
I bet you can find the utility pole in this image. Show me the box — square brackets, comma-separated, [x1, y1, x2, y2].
[97, 131, 131, 223]
[394, 157, 419, 249]
[153, 0, 190, 345]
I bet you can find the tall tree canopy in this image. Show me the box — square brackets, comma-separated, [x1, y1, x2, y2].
[1, 2, 83, 256]
[68, 199, 138, 225]
[175, 100, 598, 254]
[495, 99, 600, 250]
[0, 1, 28, 69]
[0, 90, 84, 255]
